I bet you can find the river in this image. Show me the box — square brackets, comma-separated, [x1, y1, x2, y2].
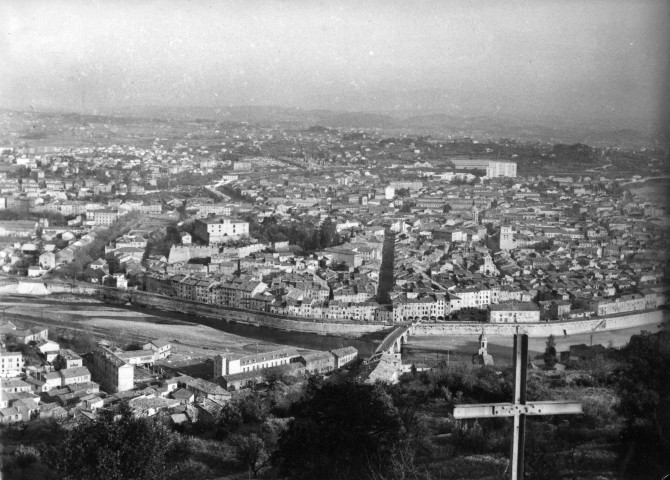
[3, 295, 383, 357]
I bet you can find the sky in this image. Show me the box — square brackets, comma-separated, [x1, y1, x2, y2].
[1, 0, 669, 123]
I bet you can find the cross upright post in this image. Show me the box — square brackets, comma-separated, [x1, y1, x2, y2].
[452, 330, 582, 480]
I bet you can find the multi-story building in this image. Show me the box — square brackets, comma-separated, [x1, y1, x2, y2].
[392, 294, 449, 322]
[233, 161, 252, 171]
[0, 348, 23, 377]
[450, 158, 517, 178]
[499, 225, 515, 251]
[59, 366, 92, 386]
[486, 161, 517, 178]
[197, 204, 232, 217]
[193, 217, 249, 244]
[91, 209, 119, 226]
[208, 279, 268, 309]
[488, 302, 540, 323]
[389, 181, 423, 191]
[588, 294, 646, 316]
[91, 345, 134, 393]
[0, 220, 37, 237]
[214, 348, 300, 377]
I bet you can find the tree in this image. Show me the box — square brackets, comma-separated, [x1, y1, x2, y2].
[544, 335, 557, 368]
[43, 402, 186, 480]
[319, 217, 340, 248]
[614, 331, 670, 477]
[214, 403, 243, 440]
[232, 416, 289, 478]
[275, 382, 406, 480]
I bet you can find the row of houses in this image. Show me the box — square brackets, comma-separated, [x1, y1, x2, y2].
[213, 346, 358, 390]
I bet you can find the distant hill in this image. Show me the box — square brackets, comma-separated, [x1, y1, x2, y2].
[550, 143, 601, 163]
[4, 104, 665, 148]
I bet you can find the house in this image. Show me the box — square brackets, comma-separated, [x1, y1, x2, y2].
[300, 351, 335, 374]
[330, 346, 358, 369]
[36, 340, 60, 363]
[59, 366, 92, 386]
[129, 396, 180, 418]
[196, 397, 228, 423]
[170, 388, 195, 405]
[176, 375, 231, 403]
[0, 347, 23, 377]
[1, 378, 33, 393]
[142, 339, 172, 359]
[0, 407, 23, 424]
[15, 327, 48, 344]
[36, 371, 63, 391]
[57, 349, 83, 369]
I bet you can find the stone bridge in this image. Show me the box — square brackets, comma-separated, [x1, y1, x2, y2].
[368, 323, 414, 362]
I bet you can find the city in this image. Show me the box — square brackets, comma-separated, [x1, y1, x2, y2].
[1, 1, 669, 479]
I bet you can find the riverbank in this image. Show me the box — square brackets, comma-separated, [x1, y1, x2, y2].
[1, 294, 382, 357]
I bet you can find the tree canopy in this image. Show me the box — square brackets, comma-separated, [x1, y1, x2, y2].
[43, 403, 186, 480]
[275, 382, 405, 480]
[613, 330, 670, 477]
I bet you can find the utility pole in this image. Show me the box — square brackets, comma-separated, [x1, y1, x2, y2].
[590, 319, 606, 346]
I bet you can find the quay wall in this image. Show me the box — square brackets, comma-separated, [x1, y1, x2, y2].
[411, 310, 666, 337]
[4, 279, 666, 339]
[95, 288, 389, 337]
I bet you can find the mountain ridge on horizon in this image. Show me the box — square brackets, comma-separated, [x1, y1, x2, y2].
[1, 104, 664, 147]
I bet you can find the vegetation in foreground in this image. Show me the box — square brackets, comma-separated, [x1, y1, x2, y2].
[1, 330, 668, 480]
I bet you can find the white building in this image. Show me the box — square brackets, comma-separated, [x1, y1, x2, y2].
[488, 302, 540, 323]
[193, 217, 249, 244]
[214, 348, 300, 377]
[0, 348, 23, 377]
[486, 161, 517, 178]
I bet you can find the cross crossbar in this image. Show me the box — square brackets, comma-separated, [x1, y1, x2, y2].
[450, 332, 583, 480]
[453, 400, 583, 419]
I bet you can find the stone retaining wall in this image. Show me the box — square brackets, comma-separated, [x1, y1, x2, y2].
[9, 280, 668, 340]
[411, 310, 666, 337]
[95, 288, 389, 337]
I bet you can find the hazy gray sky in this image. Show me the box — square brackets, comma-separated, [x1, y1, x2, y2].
[1, 0, 668, 121]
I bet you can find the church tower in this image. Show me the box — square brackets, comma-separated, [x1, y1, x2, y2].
[499, 225, 514, 251]
[478, 331, 488, 356]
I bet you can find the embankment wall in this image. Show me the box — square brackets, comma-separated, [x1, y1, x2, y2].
[94, 288, 389, 337]
[6, 280, 666, 339]
[411, 310, 666, 337]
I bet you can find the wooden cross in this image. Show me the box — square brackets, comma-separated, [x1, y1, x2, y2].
[452, 331, 582, 480]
